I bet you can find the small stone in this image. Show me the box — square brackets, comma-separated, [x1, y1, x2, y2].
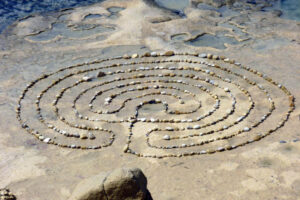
[131, 53, 138, 58]
[143, 52, 151, 57]
[243, 127, 250, 132]
[139, 118, 146, 122]
[80, 133, 88, 139]
[198, 53, 207, 58]
[166, 127, 174, 131]
[88, 132, 96, 140]
[279, 140, 287, 144]
[193, 125, 201, 129]
[150, 52, 157, 57]
[163, 135, 170, 140]
[123, 54, 130, 59]
[43, 138, 51, 143]
[212, 55, 219, 60]
[187, 125, 193, 129]
[123, 145, 129, 152]
[97, 71, 106, 77]
[105, 97, 112, 102]
[224, 87, 230, 92]
[164, 51, 174, 56]
[236, 117, 243, 122]
[207, 54, 213, 59]
[200, 150, 206, 154]
[82, 76, 92, 81]
[216, 147, 225, 152]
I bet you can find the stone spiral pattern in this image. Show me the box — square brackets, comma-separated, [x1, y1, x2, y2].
[16, 51, 295, 158]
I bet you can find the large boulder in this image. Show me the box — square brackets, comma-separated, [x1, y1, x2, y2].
[69, 168, 152, 200]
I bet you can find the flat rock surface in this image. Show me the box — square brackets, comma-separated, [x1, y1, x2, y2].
[0, 0, 299, 200]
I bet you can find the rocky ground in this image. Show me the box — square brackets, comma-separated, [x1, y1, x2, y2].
[0, 0, 299, 199]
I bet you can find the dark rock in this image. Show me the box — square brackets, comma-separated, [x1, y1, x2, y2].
[97, 71, 106, 78]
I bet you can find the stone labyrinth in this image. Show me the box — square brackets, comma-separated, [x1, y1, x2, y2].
[16, 51, 295, 158]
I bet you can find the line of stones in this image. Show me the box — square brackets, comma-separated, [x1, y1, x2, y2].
[16, 51, 295, 154]
[42, 60, 248, 145]
[124, 53, 294, 158]
[123, 58, 273, 156]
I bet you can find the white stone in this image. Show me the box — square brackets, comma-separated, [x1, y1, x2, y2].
[198, 53, 207, 58]
[150, 52, 157, 57]
[166, 127, 174, 131]
[43, 138, 51, 143]
[163, 135, 170, 140]
[193, 125, 201, 129]
[243, 127, 250, 132]
[82, 76, 92, 81]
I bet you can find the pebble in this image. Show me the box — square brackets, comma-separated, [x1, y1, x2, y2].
[243, 127, 250, 132]
[139, 118, 146, 122]
[164, 51, 174, 56]
[279, 140, 287, 143]
[97, 71, 106, 77]
[43, 138, 51, 143]
[166, 127, 174, 131]
[82, 76, 92, 81]
[163, 135, 170, 140]
[131, 53, 138, 58]
[150, 52, 157, 57]
[88, 132, 96, 140]
[193, 125, 201, 129]
[212, 55, 219, 60]
[198, 53, 207, 58]
[80, 133, 88, 139]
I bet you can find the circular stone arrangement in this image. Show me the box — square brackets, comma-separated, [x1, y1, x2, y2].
[16, 51, 295, 158]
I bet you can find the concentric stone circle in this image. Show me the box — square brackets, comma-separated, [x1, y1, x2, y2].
[16, 51, 295, 158]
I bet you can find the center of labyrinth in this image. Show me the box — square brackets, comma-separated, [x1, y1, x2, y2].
[16, 51, 295, 158]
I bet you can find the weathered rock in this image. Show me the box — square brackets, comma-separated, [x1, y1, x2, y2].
[104, 168, 151, 200]
[69, 173, 107, 200]
[69, 168, 152, 200]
